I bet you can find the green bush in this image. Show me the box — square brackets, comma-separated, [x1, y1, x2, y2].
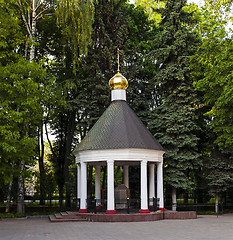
[0, 213, 24, 218]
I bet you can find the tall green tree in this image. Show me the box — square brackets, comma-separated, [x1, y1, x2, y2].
[192, 37, 233, 150]
[124, 4, 158, 125]
[149, 0, 201, 209]
[190, 0, 233, 206]
[0, 59, 48, 214]
[16, 0, 54, 206]
[80, 1, 157, 130]
[80, 0, 128, 130]
[36, 0, 95, 207]
[0, 0, 50, 214]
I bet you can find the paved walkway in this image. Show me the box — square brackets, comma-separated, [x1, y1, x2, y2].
[1, 214, 233, 240]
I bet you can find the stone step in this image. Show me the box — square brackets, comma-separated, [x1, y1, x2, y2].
[58, 212, 82, 219]
[59, 212, 77, 218]
[54, 213, 63, 219]
[65, 211, 80, 215]
[49, 214, 88, 223]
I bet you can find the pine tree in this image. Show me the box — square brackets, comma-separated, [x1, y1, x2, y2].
[80, 0, 129, 131]
[80, 1, 157, 131]
[149, 0, 201, 208]
[124, 5, 158, 126]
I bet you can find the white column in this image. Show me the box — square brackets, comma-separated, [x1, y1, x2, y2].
[124, 165, 129, 188]
[95, 165, 101, 206]
[149, 164, 155, 207]
[77, 163, 81, 199]
[140, 160, 149, 213]
[157, 162, 164, 210]
[79, 161, 87, 213]
[106, 159, 116, 214]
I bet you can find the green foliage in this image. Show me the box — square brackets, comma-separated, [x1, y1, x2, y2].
[192, 37, 233, 149]
[34, 165, 57, 199]
[124, 5, 158, 124]
[151, 84, 201, 190]
[0, 1, 52, 205]
[0, 212, 24, 218]
[189, 0, 233, 198]
[0, 0, 24, 63]
[1, 0, 232, 207]
[80, 1, 157, 129]
[135, 0, 165, 24]
[79, 0, 129, 129]
[56, 0, 95, 68]
[204, 148, 233, 193]
[0, 58, 48, 183]
[154, 0, 201, 95]
[187, 0, 231, 39]
[150, 0, 201, 190]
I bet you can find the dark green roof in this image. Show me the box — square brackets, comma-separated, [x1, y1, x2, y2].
[75, 100, 164, 152]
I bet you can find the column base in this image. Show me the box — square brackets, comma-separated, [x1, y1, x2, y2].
[159, 208, 166, 212]
[79, 209, 88, 213]
[139, 209, 150, 214]
[106, 210, 116, 215]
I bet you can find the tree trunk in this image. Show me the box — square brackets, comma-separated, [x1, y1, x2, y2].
[215, 192, 219, 213]
[58, 184, 64, 207]
[172, 187, 177, 211]
[17, 161, 25, 215]
[5, 162, 15, 213]
[29, 0, 36, 62]
[38, 126, 46, 205]
[64, 111, 76, 207]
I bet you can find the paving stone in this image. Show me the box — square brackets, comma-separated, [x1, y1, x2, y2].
[0, 214, 233, 240]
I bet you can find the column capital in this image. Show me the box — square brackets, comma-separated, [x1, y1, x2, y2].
[80, 161, 87, 166]
[107, 159, 114, 165]
[141, 160, 147, 165]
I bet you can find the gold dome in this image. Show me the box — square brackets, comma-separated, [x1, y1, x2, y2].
[109, 71, 128, 90]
